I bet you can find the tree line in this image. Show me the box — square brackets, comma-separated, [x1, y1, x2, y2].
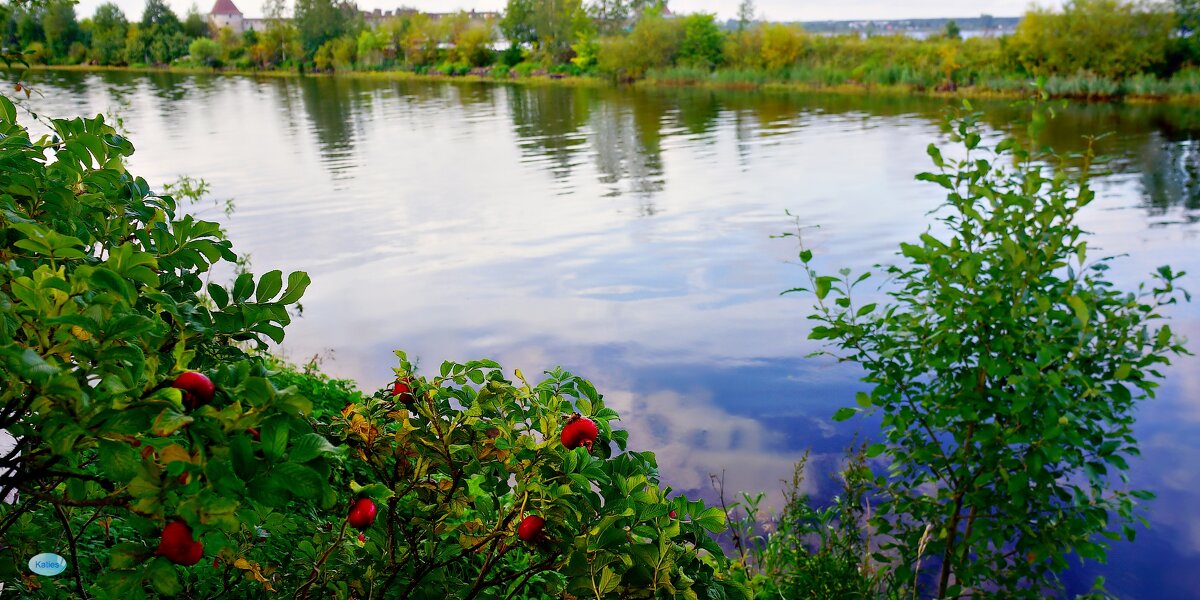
[5, 0, 1200, 97]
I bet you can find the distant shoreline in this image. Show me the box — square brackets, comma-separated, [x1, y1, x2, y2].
[16, 64, 1200, 104]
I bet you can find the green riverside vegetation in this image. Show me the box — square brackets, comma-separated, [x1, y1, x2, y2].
[8, 0, 1200, 100]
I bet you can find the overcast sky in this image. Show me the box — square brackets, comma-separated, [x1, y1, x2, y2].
[75, 0, 1063, 23]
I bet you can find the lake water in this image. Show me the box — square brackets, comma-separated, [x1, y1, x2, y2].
[18, 70, 1200, 598]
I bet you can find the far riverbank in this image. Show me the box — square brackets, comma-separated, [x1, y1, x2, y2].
[16, 64, 1200, 105]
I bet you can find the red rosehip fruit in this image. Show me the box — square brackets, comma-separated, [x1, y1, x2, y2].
[172, 372, 215, 409]
[517, 515, 545, 542]
[156, 521, 204, 566]
[391, 378, 415, 404]
[347, 498, 377, 531]
[560, 414, 599, 452]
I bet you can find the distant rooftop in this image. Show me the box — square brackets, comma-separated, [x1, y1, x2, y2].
[210, 0, 242, 16]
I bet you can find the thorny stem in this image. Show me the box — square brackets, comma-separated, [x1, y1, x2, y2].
[294, 520, 348, 600]
[53, 503, 88, 598]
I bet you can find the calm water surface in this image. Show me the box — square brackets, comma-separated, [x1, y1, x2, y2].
[19, 70, 1200, 598]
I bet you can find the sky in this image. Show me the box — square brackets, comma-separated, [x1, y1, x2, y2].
[74, 0, 1064, 23]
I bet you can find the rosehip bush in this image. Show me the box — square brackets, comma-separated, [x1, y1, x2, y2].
[265, 353, 747, 599]
[0, 95, 345, 597]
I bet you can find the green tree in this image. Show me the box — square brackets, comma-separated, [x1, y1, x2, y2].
[677, 12, 723, 69]
[41, 0, 80, 61]
[736, 0, 755, 31]
[189, 35, 220, 65]
[597, 9, 682, 79]
[452, 19, 497, 67]
[501, 0, 537, 47]
[400, 12, 440, 66]
[944, 18, 961, 39]
[13, 5, 45, 50]
[501, 0, 587, 61]
[135, 0, 188, 64]
[758, 22, 802, 71]
[89, 2, 129, 65]
[1010, 0, 1175, 79]
[140, 0, 180, 30]
[796, 107, 1189, 597]
[586, 0, 660, 34]
[294, 0, 358, 59]
[183, 3, 208, 38]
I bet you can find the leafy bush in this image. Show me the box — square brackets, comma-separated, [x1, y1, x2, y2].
[792, 103, 1189, 597]
[729, 450, 881, 599]
[0, 94, 316, 596]
[188, 37, 221, 68]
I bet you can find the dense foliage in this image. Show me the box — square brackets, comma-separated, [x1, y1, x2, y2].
[791, 102, 1190, 597]
[0, 95, 749, 598]
[5, 0, 1200, 98]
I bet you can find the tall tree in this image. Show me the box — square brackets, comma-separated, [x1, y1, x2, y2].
[587, 0, 662, 34]
[90, 2, 129, 64]
[41, 0, 79, 59]
[183, 3, 208, 38]
[135, 0, 187, 64]
[294, 0, 357, 57]
[736, 0, 755, 31]
[501, 0, 538, 47]
[141, 0, 180, 30]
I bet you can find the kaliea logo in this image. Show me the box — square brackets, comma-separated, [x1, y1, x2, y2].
[29, 552, 67, 576]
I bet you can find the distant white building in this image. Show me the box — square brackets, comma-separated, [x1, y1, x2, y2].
[208, 0, 267, 34]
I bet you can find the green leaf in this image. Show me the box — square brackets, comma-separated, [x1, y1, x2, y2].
[693, 506, 727, 533]
[207, 283, 229, 308]
[598, 567, 620, 595]
[152, 409, 193, 437]
[255, 270, 283, 303]
[271, 463, 324, 499]
[278, 271, 311, 304]
[866, 443, 886, 458]
[855, 392, 872, 408]
[98, 440, 141, 482]
[289, 433, 338, 463]
[232, 273, 255, 303]
[1066, 295, 1089, 326]
[261, 415, 290, 461]
[832, 407, 858, 422]
[815, 276, 836, 300]
[108, 543, 146, 570]
[147, 557, 182, 596]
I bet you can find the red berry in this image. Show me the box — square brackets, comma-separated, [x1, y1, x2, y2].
[358, 533, 366, 543]
[669, 510, 677, 519]
[172, 372, 215, 409]
[347, 498, 377, 531]
[156, 521, 204, 566]
[517, 515, 545, 542]
[560, 414, 599, 451]
[246, 428, 260, 441]
[391, 378, 414, 404]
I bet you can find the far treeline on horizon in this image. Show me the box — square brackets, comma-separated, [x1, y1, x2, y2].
[4, 0, 1200, 98]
